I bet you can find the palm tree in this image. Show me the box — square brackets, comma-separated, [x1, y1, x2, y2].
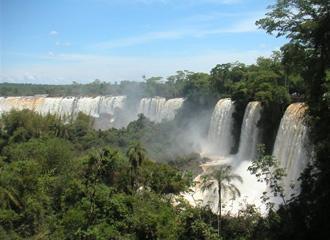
[126, 142, 147, 191]
[199, 164, 242, 236]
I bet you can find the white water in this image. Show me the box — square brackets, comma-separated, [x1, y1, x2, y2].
[187, 101, 310, 214]
[36, 97, 76, 120]
[187, 100, 266, 214]
[272, 103, 309, 199]
[0, 95, 182, 128]
[237, 101, 262, 161]
[0, 96, 127, 128]
[1, 96, 310, 211]
[207, 98, 235, 155]
[95, 96, 127, 129]
[137, 97, 184, 122]
[75, 96, 102, 118]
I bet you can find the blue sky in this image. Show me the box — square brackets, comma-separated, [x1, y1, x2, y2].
[0, 0, 287, 84]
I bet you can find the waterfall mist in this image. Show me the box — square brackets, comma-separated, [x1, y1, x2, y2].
[0, 95, 312, 214]
[187, 99, 267, 214]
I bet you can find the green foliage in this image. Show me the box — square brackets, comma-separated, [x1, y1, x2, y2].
[257, 1, 330, 239]
[0, 110, 213, 239]
[211, 62, 246, 96]
[248, 145, 287, 207]
[0, 1, 329, 239]
[232, 54, 290, 153]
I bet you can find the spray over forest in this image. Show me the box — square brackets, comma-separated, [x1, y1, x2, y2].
[1, 1, 330, 239]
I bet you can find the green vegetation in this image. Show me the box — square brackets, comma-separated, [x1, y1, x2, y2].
[256, 1, 330, 239]
[0, 0, 329, 239]
[248, 145, 287, 207]
[0, 110, 280, 240]
[0, 110, 214, 239]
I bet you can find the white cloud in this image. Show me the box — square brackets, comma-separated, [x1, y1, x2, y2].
[94, 17, 258, 49]
[55, 41, 71, 47]
[95, 30, 185, 49]
[1, 49, 273, 84]
[49, 30, 59, 36]
[196, 17, 259, 36]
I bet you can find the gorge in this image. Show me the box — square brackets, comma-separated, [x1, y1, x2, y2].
[0, 95, 310, 213]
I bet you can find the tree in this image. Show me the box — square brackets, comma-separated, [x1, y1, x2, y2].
[248, 145, 287, 208]
[182, 72, 214, 106]
[280, 43, 307, 94]
[83, 148, 121, 225]
[256, 0, 330, 106]
[126, 142, 147, 191]
[210, 62, 246, 95]
[257, 1, 330, 238]
[199, 164, 242, 236]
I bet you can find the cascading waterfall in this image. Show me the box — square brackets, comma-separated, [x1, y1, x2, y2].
[99, 96, 126, 116]
[187, 102, 310, 214]
[272, 103, 310, 198]
[75, 96, 102, 118]
[159, 98, 185, 121]
[0, 95, 182, 128]
[95, 96, 127, 129]
[0, 95, 312, 213]
[138, 97, 166, 122]
[0, 96, 45, 113]
[207, 98, 235, 156]
[137, 97, 184, 122]
[237, 101, 262, 161]
[187, 100, 266, 214]
[0, 96, 127, 129]
[36, 97, 76, 120]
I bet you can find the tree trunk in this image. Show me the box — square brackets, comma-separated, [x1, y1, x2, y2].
[218, 184, 222, 236]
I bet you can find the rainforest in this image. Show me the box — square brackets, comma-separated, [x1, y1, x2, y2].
[1, 0, 330, 239]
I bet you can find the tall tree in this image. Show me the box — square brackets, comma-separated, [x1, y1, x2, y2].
[126, 142, 147, 191]
[199, 164, 242, 236]
[257, 1, 330, 238]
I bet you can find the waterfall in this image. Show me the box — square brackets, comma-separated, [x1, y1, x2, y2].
[207, 98, 235, 156]
[184, 157, 268, 215]
[187, 101, 265, 214]
[272, 103, 309, 197]
[138, 97, 166, 122]
[0, 95, 182, 128]
[137, 97, 184, 122]
[237, 101, 262, 161]
[160, 98, 184, 121]
[186, 101, 311, 215]
[36, 97, 76, 120]
[0, 96, 45, 113]
[99, 96, 126, 116]
[95, 96, 127, 129]
[75, 96, 102, 118]
[0, 96, 127, 129]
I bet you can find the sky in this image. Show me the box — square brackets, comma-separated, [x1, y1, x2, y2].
[0, 0, 287, 84]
